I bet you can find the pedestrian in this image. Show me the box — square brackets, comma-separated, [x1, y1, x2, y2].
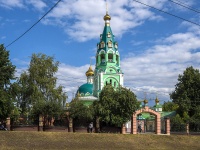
[89, 122, 93, 133]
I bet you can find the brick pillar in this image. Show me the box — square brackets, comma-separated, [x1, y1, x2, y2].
[38, 114, 43, 131]
[121, 124, 126, 134]
[132, 115, 137, 134]
[186, 123, 189, 135]
[156, 115, 161, 134]
[6, 117, 11, 131]
[68, 118, 73, 132]
[165, 118, 170, 135]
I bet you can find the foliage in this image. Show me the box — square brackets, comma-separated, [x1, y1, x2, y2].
[0, 44, 16, 120]
[170, 66, 200, 122]
[69, 97, 94, 122]
[10, 73, 30, 113]
[94, 85, 140, 127]
[162, 101, 179, 111]
[10, 107, 21, 125]
[14, 53, 67, 125]
[170, 114, 185, 131]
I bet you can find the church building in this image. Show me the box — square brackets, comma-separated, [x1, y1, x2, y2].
[76, 10, 123, 102]
[75, 9, 175, 134]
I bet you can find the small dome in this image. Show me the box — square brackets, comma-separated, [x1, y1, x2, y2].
[104, 13, 111, 21]
[86, 66, 94, 77]
[155, 97, 159, 103]
[77, 83, 93, 96]
[144, 99, 148, 104]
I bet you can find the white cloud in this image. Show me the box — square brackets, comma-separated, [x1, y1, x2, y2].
[56, 63, 95, 101]
[26, 0, 47, 11]
[121, 31, 200, 102]
[0, 0, 24, 9]
[0, 0, 46, 10]
[43, 0, 167, 42]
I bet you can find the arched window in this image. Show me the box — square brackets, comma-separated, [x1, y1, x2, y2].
[100, 41, 105, 48]
[108, 53, 113, 62]
[106, 81, 108, 85]
[107, 32, 111, 38]
[110, 79, 112, 85]
[101, 54, 105, 63]
[108, 41, 112, 48]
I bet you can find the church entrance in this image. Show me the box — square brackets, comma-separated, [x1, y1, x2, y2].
[131, 106, 161, 134]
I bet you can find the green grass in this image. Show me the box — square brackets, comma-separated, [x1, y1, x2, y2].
[0, 132, 199, 150]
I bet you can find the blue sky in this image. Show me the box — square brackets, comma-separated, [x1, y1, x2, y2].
[1, 0, 200, 105]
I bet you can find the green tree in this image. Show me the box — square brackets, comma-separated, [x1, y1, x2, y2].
[94, 85, 140, 130]
[0, 44, 16, 121]
[162, 101, 179, 111]
[69, 97, 94, 130]
[17, 53, 67, 126]
[10, 72, 30, 114]
[170, 114, 185, 131]
[170, 66, 200, 131]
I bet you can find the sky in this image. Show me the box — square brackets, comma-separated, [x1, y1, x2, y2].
[1, 0, 200, 106]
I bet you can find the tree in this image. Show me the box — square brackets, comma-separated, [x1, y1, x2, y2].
[0, 44, 16, 121]
[170, 66, 200, 131]
[94, 85, 140, 130]
[162, 101, 179, 112]
[68, 97, 94, 131]
[16, 53, 67, 127]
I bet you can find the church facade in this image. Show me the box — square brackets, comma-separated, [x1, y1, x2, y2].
[75, 10, 174, 134]
[77, 11, 123, 102]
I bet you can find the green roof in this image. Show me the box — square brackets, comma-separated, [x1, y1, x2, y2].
[137, 111, 176, 120]
[153, 104, 162, 108]
[161, 111, 176, 118]
[77, 83, 93, 96]
[81, 100, 94, 107]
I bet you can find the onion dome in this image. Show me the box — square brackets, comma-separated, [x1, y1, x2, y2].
[155, 97, 159, 103]
[86, 66, 94, 77]
[77, 83, 93, 96]
[144, 99, 148, 104]
[104, 13, 111, 21]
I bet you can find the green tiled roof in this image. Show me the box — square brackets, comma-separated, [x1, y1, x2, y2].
[153, 104, 162, 108]
[161, 111, 176, 118]
[77, 83, 93, 96]
[137, 111, 176, 120]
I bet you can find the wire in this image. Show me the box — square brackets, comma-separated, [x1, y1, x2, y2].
[5, 0, 62, 48]
[168, 0, 200, 13]
[132, 0, 200, 27]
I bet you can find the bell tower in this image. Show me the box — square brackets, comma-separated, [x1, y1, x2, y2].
[93, 10, 124, 97]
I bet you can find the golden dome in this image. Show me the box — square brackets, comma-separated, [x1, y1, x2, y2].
[155, 97, 159, 103]
[86, 66, 94, 77]
[104, 13, 111, 21]
[144, 99, 148, 104]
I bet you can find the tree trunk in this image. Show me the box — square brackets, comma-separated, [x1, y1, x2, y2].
[95, 117, 100, 133]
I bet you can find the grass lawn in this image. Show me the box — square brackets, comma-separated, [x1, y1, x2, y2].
[0, 131, 199, 150]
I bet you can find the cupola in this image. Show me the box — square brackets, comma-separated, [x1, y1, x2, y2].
[86, 66, 94, 77]
[154, 97, 162, 112]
